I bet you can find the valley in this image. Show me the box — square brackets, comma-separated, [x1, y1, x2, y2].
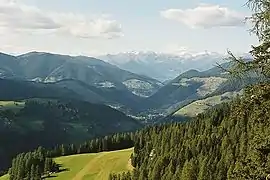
[0, 50, 259, 179]
[1, 51, 254, 119]
[0, 0, 269, 179]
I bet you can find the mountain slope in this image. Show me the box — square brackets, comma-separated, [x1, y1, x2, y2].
[0, 52, 162, 105]
[52, 79, 143, 112]
[141, 62, 259, 114]
[0, 53, 22, 79]
[0, 78, 82, 101]
[141, 67, 228, 112]
[17, 52, 162, 97]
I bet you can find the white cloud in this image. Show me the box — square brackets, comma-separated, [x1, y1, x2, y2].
[160, 4, 246, 28]
[0, 0, 123, 39]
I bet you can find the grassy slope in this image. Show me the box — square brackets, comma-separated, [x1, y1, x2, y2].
[51, 148, 133, 180]
[0, 148, 133, 180]
[173, 91, 242, 117]
[0, 101, 25, 110]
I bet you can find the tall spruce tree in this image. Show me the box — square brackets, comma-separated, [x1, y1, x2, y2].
[220, 0, 270, 79]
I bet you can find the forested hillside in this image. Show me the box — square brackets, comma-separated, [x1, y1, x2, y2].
[0, 78, 82, 101]
[0, 99, 141, 174]
[111, 83, 270, 180]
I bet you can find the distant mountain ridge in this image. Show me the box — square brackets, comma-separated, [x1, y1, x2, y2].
[0, 52, 163, 110]
[0, 51, 257, 117]
[98, 51, 228, 81]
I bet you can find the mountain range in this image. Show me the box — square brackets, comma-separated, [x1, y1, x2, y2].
[98, 51, 229, 81]
[1, 52, 162, 97]
[0, 52, 165, 112]
[1, 51, 257, 115]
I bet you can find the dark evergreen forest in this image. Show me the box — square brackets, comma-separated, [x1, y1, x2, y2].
[109, 83, 270, 180]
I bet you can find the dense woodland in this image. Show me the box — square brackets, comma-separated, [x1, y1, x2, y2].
[109, 83, 270, 180]
[8, 148, 59, 180]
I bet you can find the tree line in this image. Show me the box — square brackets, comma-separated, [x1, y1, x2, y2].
[47, 132, 135, 157]
[8, 132, 136, 180]
[8, 147, 58, 180]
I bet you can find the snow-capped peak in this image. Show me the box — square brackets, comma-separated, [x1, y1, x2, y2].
[100, 50, 224, 64]
[97, 50, 249, 81]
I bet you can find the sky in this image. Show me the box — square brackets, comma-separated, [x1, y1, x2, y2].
[0, 0, 259, 56]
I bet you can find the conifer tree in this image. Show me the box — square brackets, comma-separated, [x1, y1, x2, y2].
[180, 159, 197, 180]
[30, 164, 35, 180]
[197, 157, 209, 180]
[219, 0, 270, 79]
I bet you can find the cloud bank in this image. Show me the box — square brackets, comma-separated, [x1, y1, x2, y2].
[0, 0, 123, 39]
[161, 4, 246, 28]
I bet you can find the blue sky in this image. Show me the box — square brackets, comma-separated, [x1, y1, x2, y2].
[0, 0, 258, 56]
